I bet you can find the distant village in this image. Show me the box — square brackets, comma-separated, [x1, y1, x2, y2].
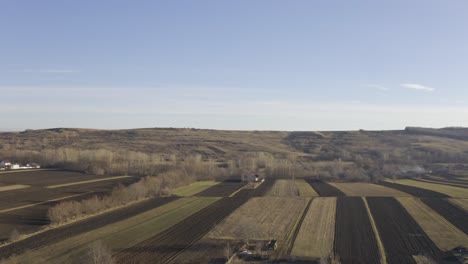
[0, 160, 41, 170]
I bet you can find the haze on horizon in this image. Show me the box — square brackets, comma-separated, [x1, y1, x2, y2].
[1, 1, 467, 131]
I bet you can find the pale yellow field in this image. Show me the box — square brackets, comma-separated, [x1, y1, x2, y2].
[388, 179, 468, 198]
[0, 184, 30, 192]
[208, 197, 308, 241]
[46, 175, 134, 188]
[290, 197, 336, 258]
[330, 182, 409, 197]
[267, 179, 317, 197]
[448, 198, 468, 212]
[397, 197, 468, 251]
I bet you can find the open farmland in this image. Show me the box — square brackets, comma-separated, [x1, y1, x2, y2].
[420, 198, 468, 234]
[415, 178, 468, 189]
[291, 197, 336, 260]
[115, 197, 249, 264]
[330, 182, 409, 197]
[207, 197, 308, 241]
[267, 179, 318, 197]
[397, 197, 468, 251]
[367, 197, 452, 264]
[334, 197, 380, 264]
[19, 197, 219, 264]
[387, 179, 468, 198]
[305, 180, 346, 197]
[0, 173, 138, 242]
[195, 179, 245, 197]
[448, 198, 468, 212]
[378, 181, 449, 198]
[172, 181, 220, 196]
[0, 197, 178, 260]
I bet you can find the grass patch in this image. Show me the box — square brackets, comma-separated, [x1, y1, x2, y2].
[173, 181, 220, 196]
[46, 176, 134, 188]
[386, 179, 468, 198]
[295, 179, 318, 197]
[330, 182, 410, 197]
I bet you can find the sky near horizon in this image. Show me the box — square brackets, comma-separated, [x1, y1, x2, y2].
[1, 0, 467, 131]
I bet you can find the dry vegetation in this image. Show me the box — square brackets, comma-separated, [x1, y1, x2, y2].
[396, 197, 468, 251]
[290, 197, 336, 259]
[329, 182, 409, 197]
[389, 179, 468, 198]
[448, 198, 468, 212]
[267, 179, 318, 197]
[295, 179, 319, 197]
[207, 197, 308, 241]
[0, 185, 30, 192]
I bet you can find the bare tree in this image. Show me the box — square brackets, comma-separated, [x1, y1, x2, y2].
[87, 240, 114, 264]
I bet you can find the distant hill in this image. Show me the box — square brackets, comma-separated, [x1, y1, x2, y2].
[0, 127, 467, 181]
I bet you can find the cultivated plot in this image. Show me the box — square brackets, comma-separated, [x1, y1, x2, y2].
[291, 197, 336, 259]
[397, 197, 468, 251]
[448, 198, 468, 212]
[267, 179, 317, 197]
[305, 180, 346, 197]
[367, 197, 449, 264]
[334, 197, 380, 264]
[207, 197, 308, 241]
[330, 182, 409, 197]
[420, 198, 468, 234]
[378, 181, 449, 198]
[387, 179, 468, 198]
[172, 181, 220, 196]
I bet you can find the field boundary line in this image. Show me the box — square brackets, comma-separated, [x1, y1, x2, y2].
[0, 184, 30, 192]
[46, 175, 134, 188]
[363, 197, 387, 264]
[0, 169, 60, 175]
[0, 191, 94, 214]
[287, 197, 313, 256]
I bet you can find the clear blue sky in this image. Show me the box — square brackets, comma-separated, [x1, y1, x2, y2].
[1, 0, 467, 131]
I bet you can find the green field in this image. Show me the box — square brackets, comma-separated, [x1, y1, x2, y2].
[172, 181, 220, 196]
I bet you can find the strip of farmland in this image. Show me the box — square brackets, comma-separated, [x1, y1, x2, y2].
[266, 179, 318, 197]
[0, 197, 178, 259]
[367, 197, 452, 264]
[195, 179, 245, 197]
[396, 197, 468, 251]
[420, 198, 468, 234]
[305, 179, 346, 197]
[378, 181, 449, 198]
[172, 181, 220, 196]
[330, 182, 409, 197]
[115, 197, 250, 264]
[386, 179, 468, 198]
[414, 178, 468, 189]
[291, 197, 336, 260]
[334, 197, 380, 264]
[448, 198, 468, 212]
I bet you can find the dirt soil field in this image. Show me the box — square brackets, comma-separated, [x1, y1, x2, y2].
[195, 179, 245, 197]
[0, 197, 178, 259]
[305, 180, 346, 197]
[367, 197, 455, 264]
[378, 181, 449, 198]
[420, 198, 468, 234]
[115, 197, 248, 264]
[334, 197, 380, 264]
[207, 197, 308, 241]
[291, 197, 336, 259]
[389, 179, 468, 198]
[330, 182, 409, 197]
[415, 178, 468, 189]
[397, 197, 468, 251]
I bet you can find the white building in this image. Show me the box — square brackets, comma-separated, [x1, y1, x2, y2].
[0, 160, 11, 168]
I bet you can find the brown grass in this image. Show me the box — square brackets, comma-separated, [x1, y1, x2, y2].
[330, 182, 409, 197]
[397, 197, 468, 251]
[267, 179, 318, 197]
[207, 197, 308, 241]
[290, 197, 336, 258]
[389, 179, 468, 198]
